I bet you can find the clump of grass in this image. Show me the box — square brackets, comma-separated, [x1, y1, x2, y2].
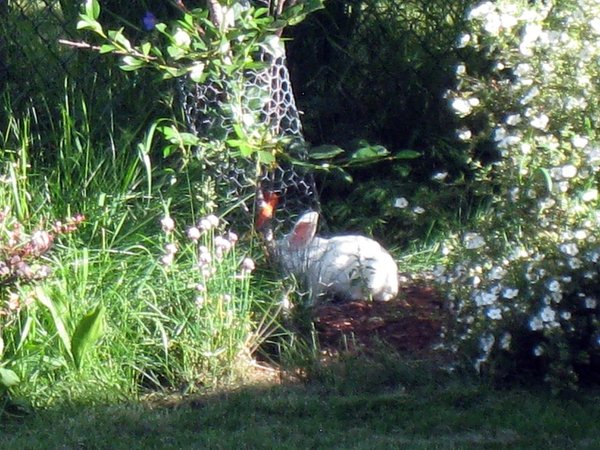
[0, 88, 282, 410]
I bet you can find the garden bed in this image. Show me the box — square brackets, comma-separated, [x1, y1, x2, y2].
[312, 276, 449, 356]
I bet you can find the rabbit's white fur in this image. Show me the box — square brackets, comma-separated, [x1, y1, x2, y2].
[275, 211, 399, 303]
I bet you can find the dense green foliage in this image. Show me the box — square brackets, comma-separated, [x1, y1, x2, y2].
[439, 0, 600, 390]
[2, 0, 600, 425]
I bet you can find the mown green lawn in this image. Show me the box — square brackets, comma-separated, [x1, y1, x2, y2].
[2, 364, 600, 450]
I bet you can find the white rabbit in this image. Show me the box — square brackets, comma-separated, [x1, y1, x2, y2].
[274, 211, 399, 303]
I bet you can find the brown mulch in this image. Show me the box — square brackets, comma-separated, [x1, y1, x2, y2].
[312, 280, 449, 356]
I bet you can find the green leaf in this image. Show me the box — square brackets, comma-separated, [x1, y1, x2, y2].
[538, 167, 553, 193]
[395, 149, 421, 159]
[119, 56, 145, 71]
[71, 304, 105, 370]
[310, 145, 345, 160]
[351, 145, 389, 160]
[108, 29, 132, 51]
[35, 287, 73, 362]
[84, 0, 100, 20]
[257, 150, 276, 165]
[141, 42, 152, 56]
[0, 368, 20, 388]
[99, 44, 116, 54]
[76, 18, 103, 35]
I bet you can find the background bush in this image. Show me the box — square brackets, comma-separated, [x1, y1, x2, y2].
[287, 0, 479, 244]
[439, 0, 600, 390]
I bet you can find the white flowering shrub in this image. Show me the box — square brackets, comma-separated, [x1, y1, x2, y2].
[439, 0, 600, 389]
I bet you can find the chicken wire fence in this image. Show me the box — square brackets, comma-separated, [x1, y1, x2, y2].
[178, 42, 321, 233]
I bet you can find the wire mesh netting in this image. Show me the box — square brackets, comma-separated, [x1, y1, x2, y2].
[178, 36, 320, 233]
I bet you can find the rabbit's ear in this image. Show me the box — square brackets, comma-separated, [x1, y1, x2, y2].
[288, 212, 318, 248]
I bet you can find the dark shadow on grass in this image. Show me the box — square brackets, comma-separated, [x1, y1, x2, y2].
[2, 352, 600, 449]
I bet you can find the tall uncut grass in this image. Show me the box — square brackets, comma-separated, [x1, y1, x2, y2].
[0, 87, 279, 409]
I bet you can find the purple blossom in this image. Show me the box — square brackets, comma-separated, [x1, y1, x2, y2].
[142, 11, 158, 31]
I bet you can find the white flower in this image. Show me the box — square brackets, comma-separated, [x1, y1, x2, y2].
[513, 64, 532, 78]
[189, 63, 205, 82]
[559, 242, 579, 256]
[560, 311, 571, 320]
[572, 135, 589, 149]
[457, 34, 471, 48]
[479, 334, 495, 353]
[541, 306, 556, 322]
[530, 114, 549, 130]
[451, 98, 473, 116]
[160, 253, 175, 266]
[582, 188, 598, 202]
[30, 230, 52, 253]
[214, 235, 232, 256]
[457, 128, 472, 140]
[483, 12, 502, 35]
[585, 297, 598, 309]
[173, 28, 191, 48]
[486, 307, 502, 320]
[505, 114, 521, 126]
[413, 206, 425, 215]
[187, 226, 201, 242]
[529, 316, 543, 331]
[474, 290, 497, 306]
[500, 333, 512, 350]
[522, 23, 543, 44]
[393, 197, 409, 208]
[488, 266, 506, 280]
[546, 279, 561, 292]
[561, 164, 577, 179]
[590, 17, 600, 35]
[161, 216, 175, 233]
[199, 214, 219, 231]
[469, 2, 494, 19]
[165, 243, 178, 255]
[227, 231, 238, 245]
[241, 257, 255, 274]
[431, 171, 448, 181]
[502, 288, 519, 299]
[206, 214, 219, 228]
[533, 345, 544, 356]
[464, 232, 485, 249]
[198, 247, 212, 266]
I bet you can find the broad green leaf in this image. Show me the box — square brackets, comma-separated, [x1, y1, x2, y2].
[119, 56, 144, 71]
[257, 150, 276, 165]
[35, 287, 73, 362]
[239, 143, 255, 157]
[71, 304, 105, 370]
[0, 368, 20, 388]
[76, 18, 103, 35]
[310, 145, 345, 160]
[99, 44, 116, 54]
[395, 149, 421, 159]
[141, 42, 152, 56]
[84, 0, 100, 20]
[108, 29, 132, 51]
[351, 145, 389, 160]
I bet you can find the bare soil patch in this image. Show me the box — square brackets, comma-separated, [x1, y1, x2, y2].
[312, 278, 449, 356]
